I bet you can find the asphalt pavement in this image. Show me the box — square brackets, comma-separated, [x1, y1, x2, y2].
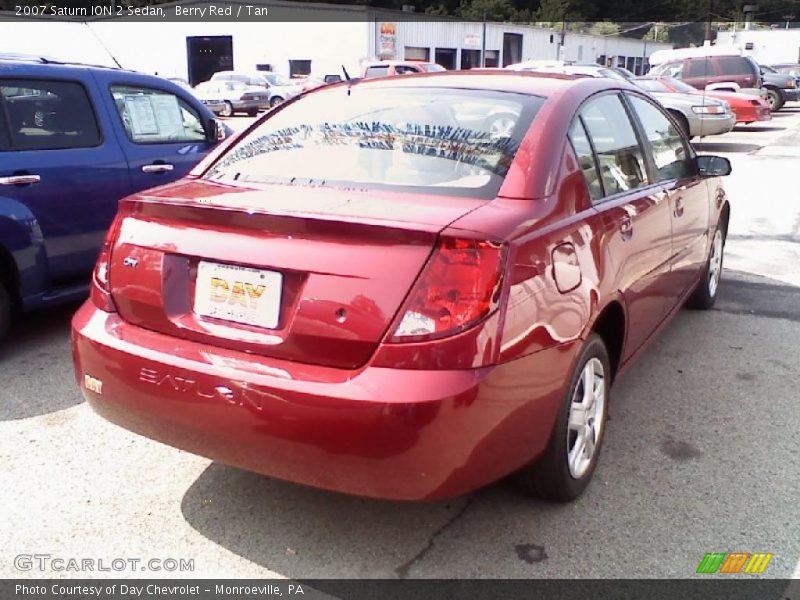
[1, 107, 798, 581]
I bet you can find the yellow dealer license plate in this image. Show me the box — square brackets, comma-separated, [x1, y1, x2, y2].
[194, 261, 282, 329]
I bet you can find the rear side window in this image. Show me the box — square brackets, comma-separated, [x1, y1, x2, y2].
[718, 57, 751, 76]
[110, 85, 206, 144]
[364, 66, 389, 78]
[568, 118, 603, 202]
[578, 94, 649, 197]
[0, 98, 10, 150]
[0, 79, 101, 151]
[395, 65, 421, 75]
[205, 86, 544, 199]
[685, 58, 713, 77]
[627, 95, 695, 181]
[652, 61, 683, 78]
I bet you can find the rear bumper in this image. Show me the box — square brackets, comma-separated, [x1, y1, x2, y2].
[72, 303, 573, 500]
[691, 113, 736, 137]
[732, 105, 772, 123]
[781, 88, 800, 102]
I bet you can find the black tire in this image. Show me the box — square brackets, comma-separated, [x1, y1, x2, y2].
[247, 108, 258, 117]
[517, 334, 611, 502]
[687, 225, 726, 310]
[270, 96, 284, 108]
[0, 281, 11, 344]
[765, 88, 784, 112]
[220, 102, 233, 118]
[670, 111, 691, 138]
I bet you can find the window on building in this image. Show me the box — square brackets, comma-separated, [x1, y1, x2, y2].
[461, 49, 481, 69]
[404, 46, 430, 61]
[434, 48, 457, 70]
[0, 79, 101, 151]
[502, 33, 523, 66]
[289, 60, 311, 78]
[598, 54, 607, 67]
[485, 50, 500, 68]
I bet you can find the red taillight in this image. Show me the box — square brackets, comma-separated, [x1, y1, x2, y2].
[388, 238, 505, 343]
[90, 213, 124, 312]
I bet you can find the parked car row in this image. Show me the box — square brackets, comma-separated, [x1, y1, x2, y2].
[506, 53, 798, 140]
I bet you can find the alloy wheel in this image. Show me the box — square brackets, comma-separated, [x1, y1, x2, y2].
[566, 357, 606, 479]
[708, 229, 723, 298]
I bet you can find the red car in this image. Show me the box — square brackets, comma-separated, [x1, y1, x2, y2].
[642, 76, 771, 124]
[72, 72, 731, 502]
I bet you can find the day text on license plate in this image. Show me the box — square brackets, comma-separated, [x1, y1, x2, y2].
[194, 261, 282, 329]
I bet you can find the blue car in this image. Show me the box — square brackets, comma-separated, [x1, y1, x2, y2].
[0, 55, 228, 341]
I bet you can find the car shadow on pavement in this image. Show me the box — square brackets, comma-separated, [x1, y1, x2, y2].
[733, 125, 786, 133]
[180, 461, 507, 578]
[179, 268, 800, 578]
[692, 142, 762, 153]
[0, 302, 84, 421]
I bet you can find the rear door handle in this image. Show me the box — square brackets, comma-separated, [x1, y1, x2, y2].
[619, 216, 633, 241]
[674, 196, 685, 218]
[0, 174, 41, 186]
[142, 164, 174, 174]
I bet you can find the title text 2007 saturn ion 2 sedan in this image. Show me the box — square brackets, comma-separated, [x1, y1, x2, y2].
[72, 72, 731, 502]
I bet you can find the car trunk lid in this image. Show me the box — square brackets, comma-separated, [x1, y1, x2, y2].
[108, 179, 484, 369]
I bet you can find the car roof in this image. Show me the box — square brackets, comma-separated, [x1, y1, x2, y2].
[0, 54, 127, 74]
[365, 60, 436, 66]
[325, 69, 625, 98]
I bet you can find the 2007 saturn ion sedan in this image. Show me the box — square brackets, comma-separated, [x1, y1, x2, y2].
[72, 71, 732, 502]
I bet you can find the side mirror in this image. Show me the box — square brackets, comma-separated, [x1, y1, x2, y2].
[205, 117, 227, 143]
[696, 155, 732, 177]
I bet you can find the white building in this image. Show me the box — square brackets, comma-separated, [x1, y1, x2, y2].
[0, 0, 672, 83]
[716, 29, 800, 64]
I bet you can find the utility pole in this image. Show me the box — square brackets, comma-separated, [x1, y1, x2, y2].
[481, 10, 487, 68]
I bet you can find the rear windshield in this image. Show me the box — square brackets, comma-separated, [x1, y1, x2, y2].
[635, 79, 670, 93]
[205, 86, 544, 199]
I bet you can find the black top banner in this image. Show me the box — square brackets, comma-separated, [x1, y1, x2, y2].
[0, 0, 799, 23]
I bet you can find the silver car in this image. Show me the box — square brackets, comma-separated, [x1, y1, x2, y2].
[632, 79, 736, 138]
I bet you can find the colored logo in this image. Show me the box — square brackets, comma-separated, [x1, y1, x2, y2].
[209, 277, 266, 309]
[696, 552, 773, 574]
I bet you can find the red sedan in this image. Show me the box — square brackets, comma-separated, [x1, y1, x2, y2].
[643, 76, 771, 124]
[72, 72, 731, 502]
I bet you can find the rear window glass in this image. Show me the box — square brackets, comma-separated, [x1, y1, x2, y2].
[0, 79, 100, 151]
[364, 66, 390, 78]
[205, 86, 544, 199]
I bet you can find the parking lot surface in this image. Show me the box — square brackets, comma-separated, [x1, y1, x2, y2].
[1, 108, 799, 580]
